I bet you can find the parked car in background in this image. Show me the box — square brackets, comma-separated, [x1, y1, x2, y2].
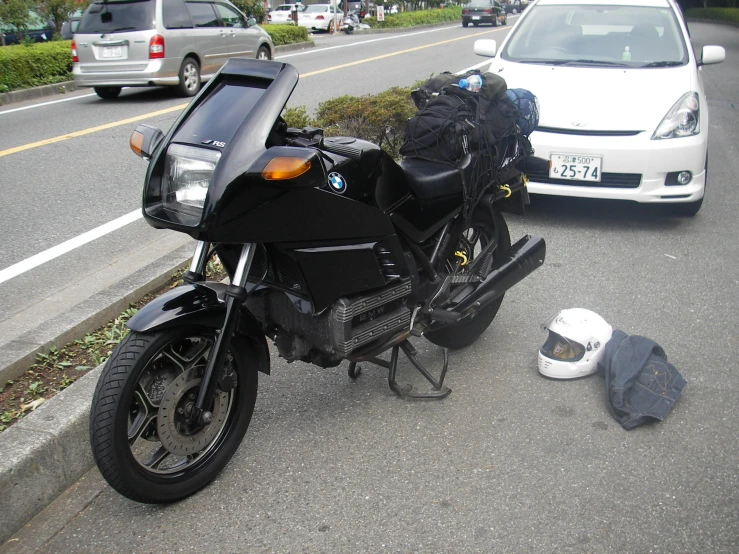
[473, 0, 725, 215]
[60, 10, 84, 40]
[462, 0, 505, 27]
[502, 0, 523, 14]
[1, 11, 54, 45]
[267, 3, 304, 23]
[72, 0, 274, 99]
[298, 3, 342, 32]
[388, 3, 399, 14]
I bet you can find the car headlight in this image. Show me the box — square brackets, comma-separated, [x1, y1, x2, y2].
[652, 92, 700, 140]
[162, 144, 221, 226]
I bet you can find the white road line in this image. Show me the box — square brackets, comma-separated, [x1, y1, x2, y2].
[0, 93, 97, 116]
[0, 210, 142, 285]
[0, 50, 497, 284]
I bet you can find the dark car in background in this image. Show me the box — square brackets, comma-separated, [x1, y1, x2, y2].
[462, 0, 505, 27]
[1, 11, 55, 45]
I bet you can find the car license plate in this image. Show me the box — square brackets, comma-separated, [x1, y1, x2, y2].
[102, 46, 123, 58]
[472, 15, 481, 20]
[549, 154, 602, 182]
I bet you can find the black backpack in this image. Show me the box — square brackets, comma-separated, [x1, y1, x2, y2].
[399, 94, 476, 165]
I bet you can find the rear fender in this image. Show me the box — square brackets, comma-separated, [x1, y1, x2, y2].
[127, 282, 270, 374]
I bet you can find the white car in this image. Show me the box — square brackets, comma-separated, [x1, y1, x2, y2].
[474, 0, 725, 215]
[298, 3, 342, 32]
[267, 3, 304, 24]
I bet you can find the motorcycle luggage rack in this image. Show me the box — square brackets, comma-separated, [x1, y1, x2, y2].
[347, 338, 451, 400]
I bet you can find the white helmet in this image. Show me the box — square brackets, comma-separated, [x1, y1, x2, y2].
[538, 308, 613, 379]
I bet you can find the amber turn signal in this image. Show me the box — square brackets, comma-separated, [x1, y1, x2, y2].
[262, 157, 312, 180]
[130, 130, 145, 157]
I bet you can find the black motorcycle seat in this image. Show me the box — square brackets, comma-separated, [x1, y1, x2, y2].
[399, 158, 462, 200]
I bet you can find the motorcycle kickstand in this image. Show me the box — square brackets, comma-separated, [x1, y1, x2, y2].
[388, 341, 451, 399]
[348, 357, 391, 380]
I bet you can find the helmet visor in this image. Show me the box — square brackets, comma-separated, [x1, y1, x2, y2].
[540, 331, 585, 362]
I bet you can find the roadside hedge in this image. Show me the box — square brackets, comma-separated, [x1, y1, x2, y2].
[262, 24, 310, 46]
[284, 85, 417, 158]
[685, 8, 739, 22]
[363, 7, 463, 29]
[0, 41, 72, 93]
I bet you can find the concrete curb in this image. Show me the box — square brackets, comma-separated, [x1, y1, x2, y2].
[0, 364, 102, 544]
[0, 41, 314, 108]
[0, 81, 77, 107]
[0, 243, 193, 385]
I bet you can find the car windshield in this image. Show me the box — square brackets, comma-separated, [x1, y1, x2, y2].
[502, 4, 688, 67]
[77, 0, 155, 34]
[305, 5, 329, 12]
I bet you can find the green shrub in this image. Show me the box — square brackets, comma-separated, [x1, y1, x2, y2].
[685, 8, 739, 22]
[364, 7, 462, 29]
[0, 40, 72, 93]
[313, 85, 416, 157]
[283, 106, 315, 128]
[262, 24, 310, 46]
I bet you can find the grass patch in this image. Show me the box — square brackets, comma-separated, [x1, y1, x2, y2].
[685, 8, 739, 22]
[262, 23, 311, 45]
[0, 257, 226, 433]
[363, 7, 462, 29]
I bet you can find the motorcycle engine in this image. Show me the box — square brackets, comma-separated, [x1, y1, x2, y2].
[247, 278, 412, 367]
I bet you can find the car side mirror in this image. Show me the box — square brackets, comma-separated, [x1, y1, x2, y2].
[474, 39, 497, 58]
[130, 124, 165, 160]
[700, 45, 725, 66]
[247, 17, 257, 26]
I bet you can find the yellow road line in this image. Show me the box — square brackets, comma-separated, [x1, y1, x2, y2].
[0, 27, 503, 159]
[301, 28, 499, 78]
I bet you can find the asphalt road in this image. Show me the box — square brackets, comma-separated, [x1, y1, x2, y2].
[2, 19, 739, 554]
[0, 22, 508, 344]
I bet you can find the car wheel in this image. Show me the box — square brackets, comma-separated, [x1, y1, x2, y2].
[94, 86, 122, 100]
[256, 45, 271, 60]
[492, 16, 498, 26]
[176, 57, 200, 98]
[462, 20, 468, 27]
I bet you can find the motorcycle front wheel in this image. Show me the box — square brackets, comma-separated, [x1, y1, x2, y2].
[425, 206, 511, 349]
[90, 326, 258, 503]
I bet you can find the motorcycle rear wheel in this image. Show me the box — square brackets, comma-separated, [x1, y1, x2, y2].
[425, 207, 511, 349]
[90, 326, 258, 503]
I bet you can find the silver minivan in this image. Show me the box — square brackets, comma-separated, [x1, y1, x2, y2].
[72, 0, 275, 99]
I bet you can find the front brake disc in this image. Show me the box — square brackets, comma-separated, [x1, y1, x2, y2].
[157, 368, 229, 456]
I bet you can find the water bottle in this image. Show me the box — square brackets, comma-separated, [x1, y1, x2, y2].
[458, 74, 484, 93]
[621, 46, 632, 62]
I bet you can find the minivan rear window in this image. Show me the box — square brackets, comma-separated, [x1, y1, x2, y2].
[77, 0, 156, 34]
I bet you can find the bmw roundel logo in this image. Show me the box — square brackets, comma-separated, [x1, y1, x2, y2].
[328, 172, 347, 194]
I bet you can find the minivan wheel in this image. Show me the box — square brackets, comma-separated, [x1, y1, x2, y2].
[177, 58, 200, 97]
[256, 45, 271, 60]
[94, 86, 122, 100]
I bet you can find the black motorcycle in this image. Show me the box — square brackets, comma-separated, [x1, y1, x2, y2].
[89, 59, 545, 503]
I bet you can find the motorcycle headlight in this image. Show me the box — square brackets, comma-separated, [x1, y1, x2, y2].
[162, 144, 221, 226]
[652, 92, 700, 140]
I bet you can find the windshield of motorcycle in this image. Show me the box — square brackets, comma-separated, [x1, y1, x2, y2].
[172, 82, 269, 147]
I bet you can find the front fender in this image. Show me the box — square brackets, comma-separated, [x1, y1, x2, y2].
[127, 282, 270, 374]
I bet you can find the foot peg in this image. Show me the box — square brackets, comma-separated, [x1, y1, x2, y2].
[349, 340, 451, 399]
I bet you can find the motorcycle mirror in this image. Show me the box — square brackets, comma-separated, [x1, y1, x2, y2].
[130, 124, 165, 160]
